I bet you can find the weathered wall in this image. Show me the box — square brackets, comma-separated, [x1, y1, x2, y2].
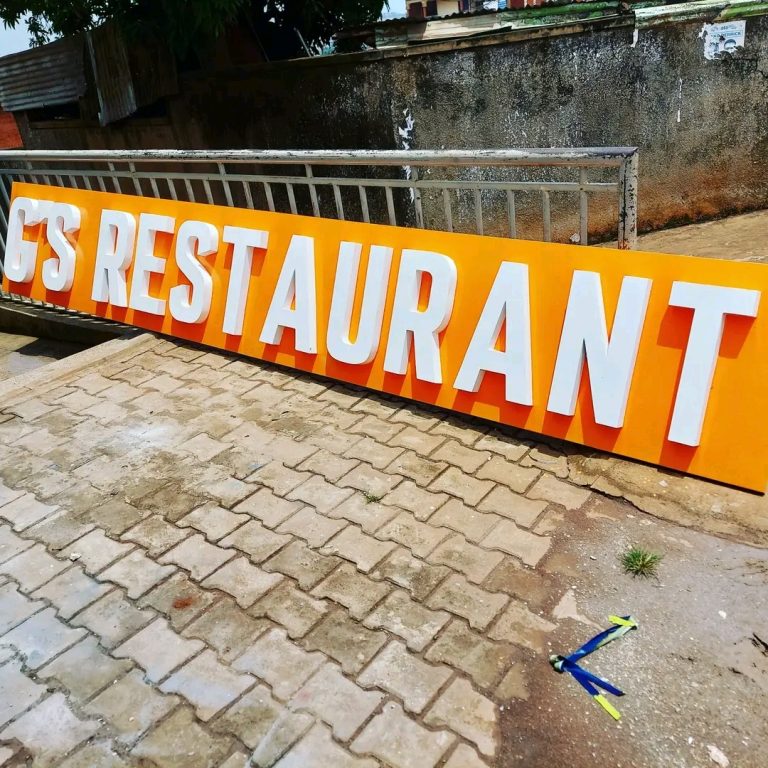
[18, 12, 768, 239]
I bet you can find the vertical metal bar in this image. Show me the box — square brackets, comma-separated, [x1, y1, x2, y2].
[149, 176, 160, 198]
[474, 188, 483, 236]
[241, 180, 254, 209]
[167, 178, 178, 201]
[385, 187, 396, 226]
[358, 186, 370, 223]
[618, 152, 638, 250]
[332, 184, 345, 220]
[263, 182, 275, 212]
[96, 174, 107, 192]
[579, 168, 589, 246]
[442, 188, 453, 232]
[202, 179, 214, 205]
[305, 164, 320, 217]
[128, 163, 141, 195]
[184, 178, 194, 201]
[411, 168, 424, 228]
[108, 163, 122, 193]
[541, 190, 552, 242]
[82, 175, 93, 191]
[218, 162, 233, 207]
[55, 174, 64, 187]
[287, 183, 298, 215]
[67, 174, 78, 188]
[506, 190, 517, 239]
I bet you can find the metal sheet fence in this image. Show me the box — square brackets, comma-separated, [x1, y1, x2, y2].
[0, 148, 638, 306]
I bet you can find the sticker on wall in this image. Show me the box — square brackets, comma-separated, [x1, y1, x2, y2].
[701, 21, 746, 60]
[4, 182, 768, 492]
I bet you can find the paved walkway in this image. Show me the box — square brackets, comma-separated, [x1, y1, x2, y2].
[0, 332, 596, 767]
[0, 333, 85, 382]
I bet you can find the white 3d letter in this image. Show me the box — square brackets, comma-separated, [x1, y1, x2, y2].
[327, 242, 393, 365]
[42, 202, 80, 292]
[454, 261, 532, 405]
[169, 220, 217, 324]
[4, 196, 50, 283]
[667, 282, 760, 446]
[222, 226, 269, 335]
[383, 249, 457, 384]
[260, 235, 317, 353]
[547, 271, 652, 428]
[129, 213, 175, 315]
[92, 209, 137, 306]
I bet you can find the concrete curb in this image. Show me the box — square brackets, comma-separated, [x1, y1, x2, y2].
[0, 331, 159, 408]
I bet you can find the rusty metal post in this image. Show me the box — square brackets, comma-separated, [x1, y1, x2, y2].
[618, 150, 639, 250]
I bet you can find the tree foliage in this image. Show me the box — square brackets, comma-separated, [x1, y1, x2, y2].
[0, 0, 386, 57]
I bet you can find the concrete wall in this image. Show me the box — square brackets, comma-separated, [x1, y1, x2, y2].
[17, 12, 768, 240]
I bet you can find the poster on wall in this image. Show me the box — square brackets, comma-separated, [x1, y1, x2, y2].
[3, 182, 767, 491]
[701, 20, 747, 59]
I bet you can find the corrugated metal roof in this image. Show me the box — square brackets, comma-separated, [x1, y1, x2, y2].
[87, 23, 137, 126]
[0, 36, 87, 112]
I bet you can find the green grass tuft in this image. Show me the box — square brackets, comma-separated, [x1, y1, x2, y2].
[621, 546, 662, 578]
[361, 490, 383, 504]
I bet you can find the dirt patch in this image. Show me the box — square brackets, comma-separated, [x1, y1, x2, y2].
[498, 495, 768, 768]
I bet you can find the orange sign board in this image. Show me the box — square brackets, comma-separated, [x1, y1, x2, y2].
[4, 182, 767, 491]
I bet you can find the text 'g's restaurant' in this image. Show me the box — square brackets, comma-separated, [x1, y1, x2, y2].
[4, 183, 767, 491]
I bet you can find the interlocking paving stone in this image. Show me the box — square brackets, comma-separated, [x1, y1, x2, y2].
[368, 547, 449, 602]
[376, 512, 451, 558]
[212, 683, 312, 752]
[321, 525, 397, 573]
[351, 701, 455, 768]
[426, 574, 508, 631]
[139, 572, 217, 630]
[476, 457, 541, 494]
[250, 581, 328, 639]
[0, 659, 46, 727]
[0, 493, 57, 531]
[38, 636, 132, 701]
[160, 649, 254, 721]
[424, 678, 497, 757]
[276, 723, 379, 768]
[219, 520, 291, 562]
[428, 534, 505, 584]
[0, 524, 33, 564]
[233, 628, 324, 700]
[87, 669, 178, 743]
[425, 621, 518, 690]
[263, 540, 340, 589]
[61, 530, 134, 575]
[358, 640, 452, 714]
[159, 533, 236, 581]
[527, 474, 592, 510]
[178, 503, 250, 542]
[131, 706, 233, 768]
[382, 480, 449, 521]
[0, 544, 69, 592]
[480, 519, 552, 567]
[120, 515, 190, 557]
[429, 467, 494, 507]
[487, 599, 557, 652]
[363, 590, 450, 651]
[114, 617, 204, 682]
[325, 494, 400, 534]
[0, 583, 43, 635]
[477, 486, 547, 528]
[344, 436, 404, 470]
[184, 598, 270, 662]
[291, 663, 383, 740]
[313, 563, 390, 619]
[304, 611, 387, 675]
[276, 506, 347, 547]
[339, 462, 403, 497]
[25, 513, 95, 552]
[443, 743, 490, 768]
[286, 476, 354, 515]
[70, 590, 155, 648]
[0, 607, 85, 669]
[432, 440, 488, 474]
[233, 488, 303, 528]
[0, 692, 99, 768]
[98, 550, 176, 598]
[201, 556, 283, 609]
[57, 741, 131, 768]
[385, 452, 448, 487]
